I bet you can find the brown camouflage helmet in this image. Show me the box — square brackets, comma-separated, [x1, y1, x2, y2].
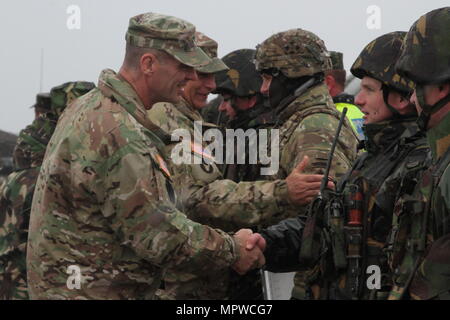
[50, 81, 95, 118]
[396, 7, 450, 85]
[214, 49, 262, 97]
[254, 28, 332, 78]
[351, 31, 414, 95]
[195, 32, 228, 74]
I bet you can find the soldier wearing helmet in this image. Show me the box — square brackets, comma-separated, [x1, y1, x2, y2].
[148, 33, 327, 300]
[253, 28, 359, 298]
[202, 48, 269, 130]
[390, 7, 450, 300]
[250, 31, 430, 300]
[0, 82, 94, 299]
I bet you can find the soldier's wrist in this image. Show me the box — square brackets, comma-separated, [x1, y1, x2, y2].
[274, 179, 293, 208]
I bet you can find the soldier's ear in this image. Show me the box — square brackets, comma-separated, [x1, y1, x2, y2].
[140, 53, 156, 75]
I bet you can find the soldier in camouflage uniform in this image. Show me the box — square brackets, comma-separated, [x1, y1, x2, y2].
[26, 13, 265, 300]
[0, 83, 94, 300]
[148, 32, 327, 300]
[252, 31, 431, 300]
[325, 51, 365, 140]
[389, 7, 450, 300]
[201, 49, 268, 130]
[254, 29, 359, 218]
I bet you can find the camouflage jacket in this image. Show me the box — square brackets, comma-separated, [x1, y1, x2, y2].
[262, 117, 430, 300]
[147, 98, 298, 300]
[267, 83, 358, 210]
[389, 111, 450, 300]
[0, 114, 54, 300]
[148, 99, 295, 232]
[26, 69, 238, 300]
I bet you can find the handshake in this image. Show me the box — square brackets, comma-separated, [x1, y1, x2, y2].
[231, 229, 266, 275]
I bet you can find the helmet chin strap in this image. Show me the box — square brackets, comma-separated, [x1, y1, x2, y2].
[416, 84, 450, 131]
[381, 84, 405, 119]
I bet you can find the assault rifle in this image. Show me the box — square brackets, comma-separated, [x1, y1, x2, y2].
[299, 108, 348, 271]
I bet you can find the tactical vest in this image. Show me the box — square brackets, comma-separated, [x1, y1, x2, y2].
[298, 128, 429, 300]
[387, 146, 449, 300]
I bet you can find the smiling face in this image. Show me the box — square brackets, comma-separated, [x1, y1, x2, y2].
[355, 76, 393, 124]
[151, 53, 198, 104]
[182, 72, 216, 109]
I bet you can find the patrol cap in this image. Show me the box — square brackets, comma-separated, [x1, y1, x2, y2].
[195, 32, 229, 74]
[330, 51, 344, 70]
[125, 13, 211, 68]
[31, 92, 51, 112]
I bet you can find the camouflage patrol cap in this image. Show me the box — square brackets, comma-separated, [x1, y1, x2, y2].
[351, 31, 414, 94]
[214, 49, 262, 97]
[31, 93, 51, 113]
[50, 81, 95, 118]
[126, 13, 211, 68]
[396, 7, 450, 85]
[254, 28, 332, 78]
[330, 51, 344, 70]
[195, 32, 229, 74]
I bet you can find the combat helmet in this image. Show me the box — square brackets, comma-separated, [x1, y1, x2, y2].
[50, 81, 95, 118]
[13, 81, 95, 169]
[214, 49, 262, 97]
[351, 31, 414, 117]
[395, 7, 450, 128]
[254, 28, 332, 78]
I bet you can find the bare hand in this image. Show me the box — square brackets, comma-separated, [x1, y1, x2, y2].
[231, 229, 265, 275]
[286, 156, 334, 205]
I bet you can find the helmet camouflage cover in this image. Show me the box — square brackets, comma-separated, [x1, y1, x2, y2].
[396, 7, 450, 85]
[254, 28, 332, 78]
[214, 49, 262, 97]
[13, 81, 95, 169]
[351, 31, 414, 94]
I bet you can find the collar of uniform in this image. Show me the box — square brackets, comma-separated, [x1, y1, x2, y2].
[176, 97, 204, 123]
[277, 83, 333, 123]
[427, 111, 450, 162]
[362, 116, 419, 155]
[97, 69, 172, 153]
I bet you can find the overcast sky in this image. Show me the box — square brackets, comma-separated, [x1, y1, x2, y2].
[1, 0, 448, 134]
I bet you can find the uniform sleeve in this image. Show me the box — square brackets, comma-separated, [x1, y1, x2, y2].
[260, 216, 306, 272]
[183, 177, 297, 231]
[282, 113, 357, 179]
[103, 139, 238, 274]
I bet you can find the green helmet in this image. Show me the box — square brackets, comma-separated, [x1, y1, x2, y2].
[396, 7, 450, 129]
[351, 31, 414, 95]
[13, 81, 95, 169]
[396, 7, 450, 85]
[50, 81, 95, 118]
[214, 49, 262, 97]
[254, 28, 332, 78]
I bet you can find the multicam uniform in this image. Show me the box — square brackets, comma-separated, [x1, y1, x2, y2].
[27, 68, 239, 300]
[0, 83, 94, 300]
[253, 28, 359, 299]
